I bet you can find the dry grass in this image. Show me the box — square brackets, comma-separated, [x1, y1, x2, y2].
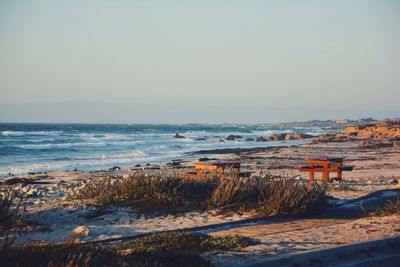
[363, 198, 400, 217]
[73, 172, 327, 216]
[1, 244, 212, 267]
[73, 173, 216, 213]
[327, 183, 357, 192]
[209, 173, 327, 215]
[0, 188, 25, 233]
[0, 230, 256, 267]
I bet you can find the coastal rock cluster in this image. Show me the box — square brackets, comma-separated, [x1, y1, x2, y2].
[253, 132, 314, 142]
[314, 120, 400, 147]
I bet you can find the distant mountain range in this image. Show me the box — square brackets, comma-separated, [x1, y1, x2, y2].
[0, 99, 398, 124]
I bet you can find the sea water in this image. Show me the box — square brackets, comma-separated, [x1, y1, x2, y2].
[0, 123, 329, 176]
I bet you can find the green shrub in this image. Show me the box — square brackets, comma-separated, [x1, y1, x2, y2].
[116, 231, 258, 252]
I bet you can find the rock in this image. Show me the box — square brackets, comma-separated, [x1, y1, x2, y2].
[22, 186, 31, 194]
[122, 174, 129, 179]
[26, 188, 38, 197]
[245, 137, 255, 141]
[109, 166, 121, 171]
[68, 226, 90, 238]
[173, 133, 186, 139]
[390, 179, 399, 185]
[267, 132, 314, 141]
[195, 137, 207, 141]
[255, 136, 268, 142]
[166, 160, 181, 167]
[284, 132, 314, 140]
[226, 135, 242, 141]
[267, 133, 282, 141]
[219, 138, 225, 143]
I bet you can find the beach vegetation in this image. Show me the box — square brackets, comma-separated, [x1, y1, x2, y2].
[0, 231, 256, 266]
[0, 188, 25, 233]
[363, 198, 400, 217]
[116, 231, 258, 252]
[73, 172, 328, 216]
[327, 183, 358, 192]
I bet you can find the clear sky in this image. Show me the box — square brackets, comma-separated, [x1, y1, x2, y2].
[0, 0, 399, 123]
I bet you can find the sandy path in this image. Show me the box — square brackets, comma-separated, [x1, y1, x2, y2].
[207, 215, 400, 266]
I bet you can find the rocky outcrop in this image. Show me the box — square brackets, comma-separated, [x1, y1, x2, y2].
[314, 120, 400, 146]
[267, 132, 314, 141]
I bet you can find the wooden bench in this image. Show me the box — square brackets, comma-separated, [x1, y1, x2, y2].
[184, 161, 249, 178]
[297, 157, 353, 182]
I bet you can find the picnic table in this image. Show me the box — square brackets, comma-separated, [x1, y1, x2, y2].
[194, 161, 240, 173]
[297, 157, 353, 182]
[184, 161, 249, 178]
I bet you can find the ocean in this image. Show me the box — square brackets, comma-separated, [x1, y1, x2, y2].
[0, 123, 329, 176]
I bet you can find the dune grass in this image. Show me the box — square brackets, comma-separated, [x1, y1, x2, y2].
[0, 188, 25, 233]
[363, 198, 400, 217]
[116, 231, 258, 252]
[0, 231, 258, 267]
[73, 172, 328, 216]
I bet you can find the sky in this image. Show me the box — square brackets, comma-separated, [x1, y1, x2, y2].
[0, 0, 399, 123]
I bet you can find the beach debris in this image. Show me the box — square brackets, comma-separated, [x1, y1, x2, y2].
[68, 225, 90, 238]
[174, 133, 186, 139]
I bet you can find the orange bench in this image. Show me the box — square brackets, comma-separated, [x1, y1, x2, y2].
[297, 157, 353, 182]
[184, 161, 245, 178]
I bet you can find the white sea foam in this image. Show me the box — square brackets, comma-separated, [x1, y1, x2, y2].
[0, 130, 63, 136]
[16, 142, 106, 149]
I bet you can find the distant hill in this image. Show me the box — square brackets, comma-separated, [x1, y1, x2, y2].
[0, 99, 398, 124]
